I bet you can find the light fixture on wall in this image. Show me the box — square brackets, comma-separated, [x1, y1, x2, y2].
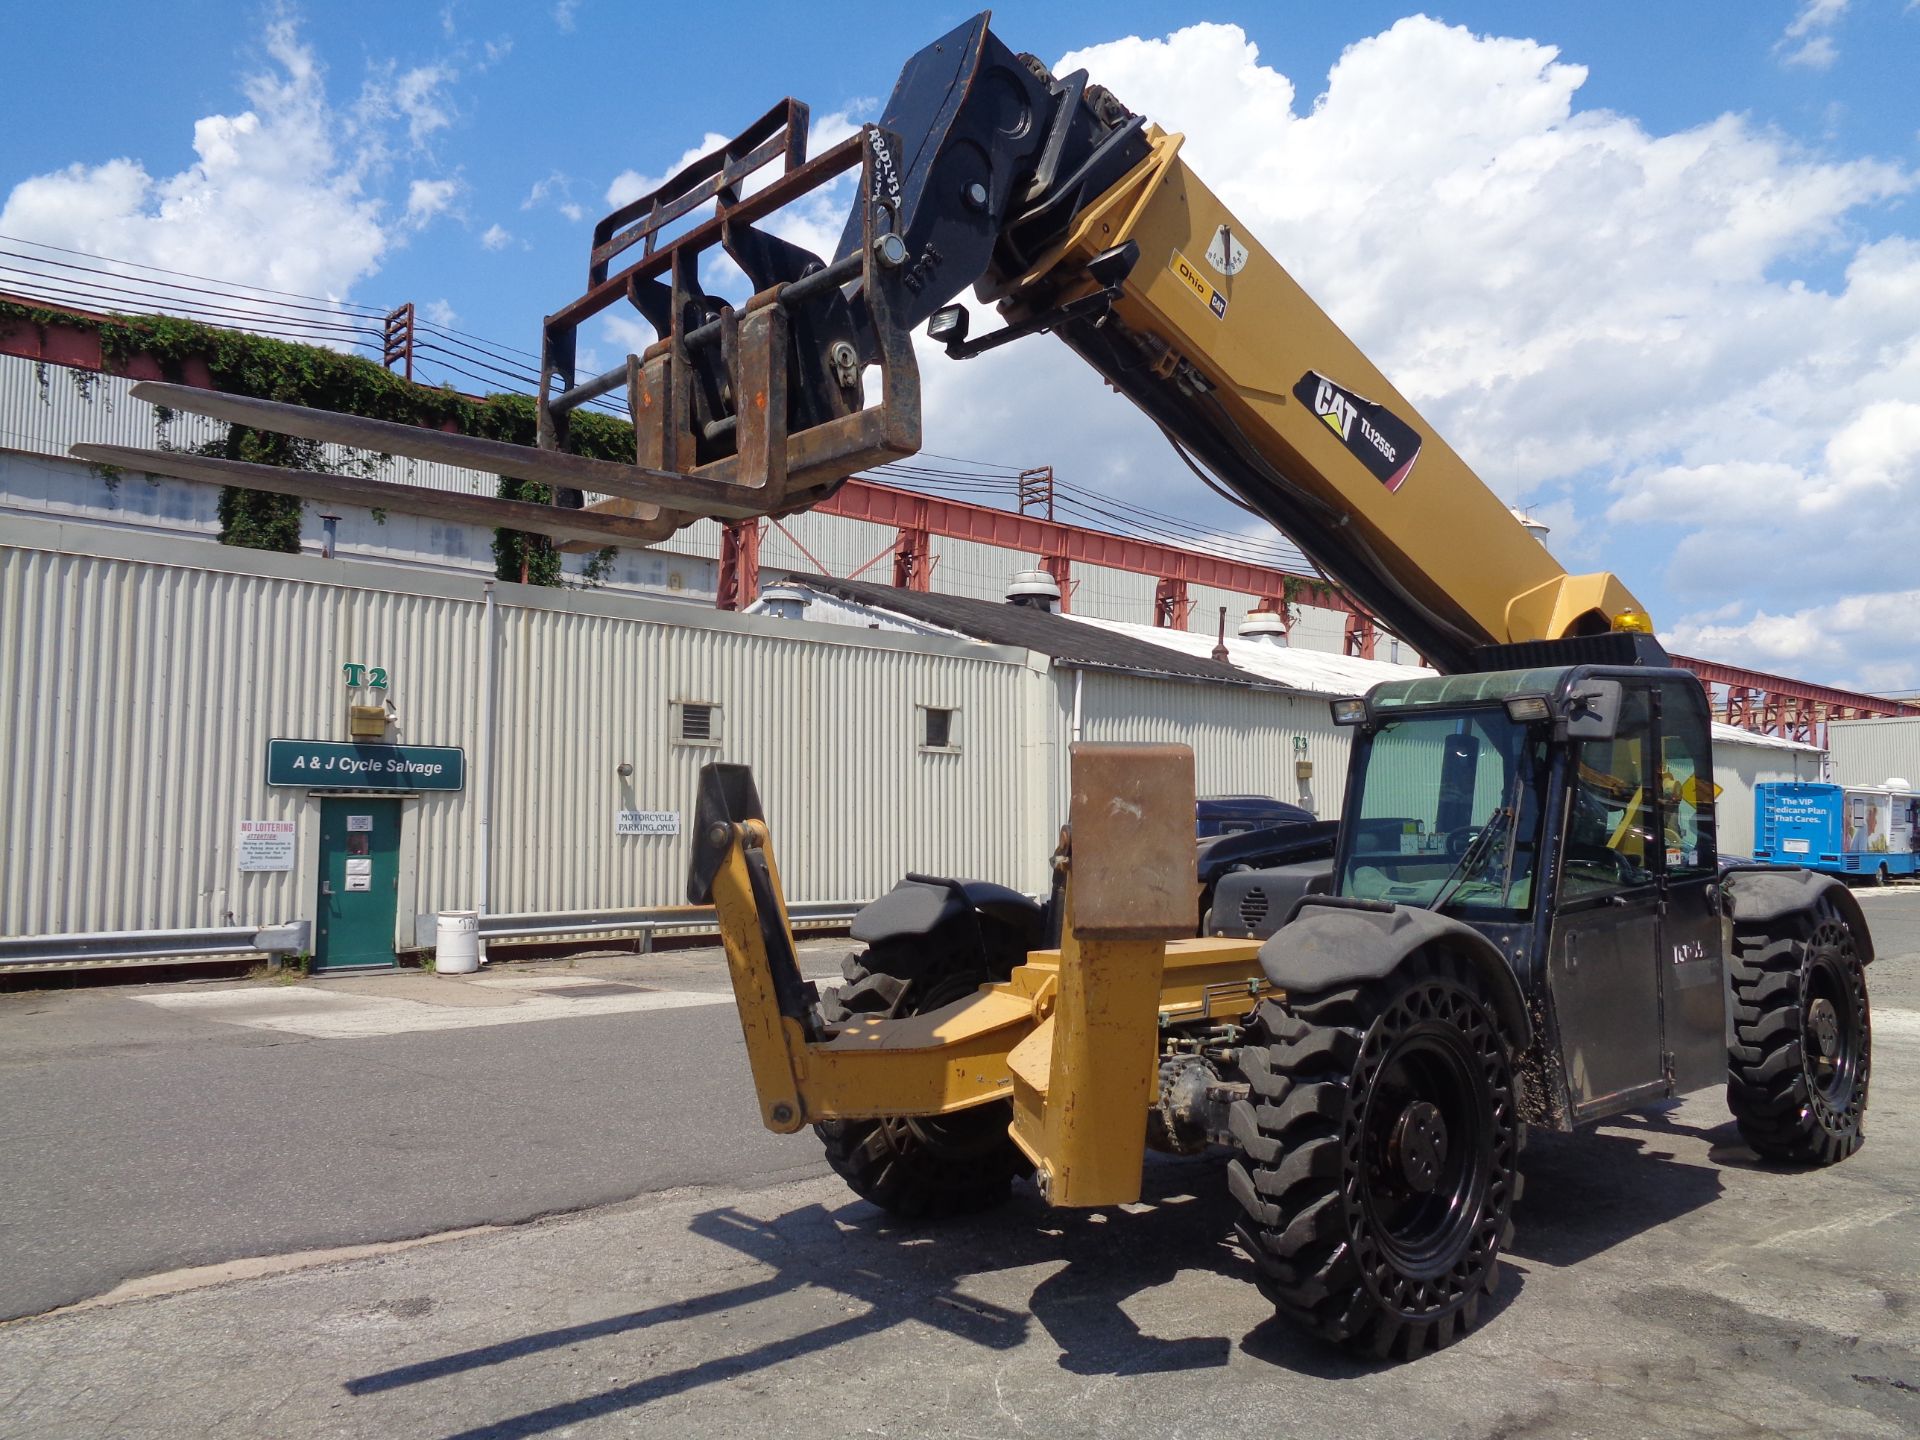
[616, 762, 634, 780]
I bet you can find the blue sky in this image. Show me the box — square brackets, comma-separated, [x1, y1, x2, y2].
[3, 3, 1917, 689]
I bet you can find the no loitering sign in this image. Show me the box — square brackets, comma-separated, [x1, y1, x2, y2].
[236, 820, 296, 872]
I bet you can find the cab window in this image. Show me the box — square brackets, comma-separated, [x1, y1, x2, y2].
[1562, 687, 1656, 899]
[1657, 680, 1718, 877]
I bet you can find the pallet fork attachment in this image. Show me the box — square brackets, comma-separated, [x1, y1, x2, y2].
[76, 102, 922, 543]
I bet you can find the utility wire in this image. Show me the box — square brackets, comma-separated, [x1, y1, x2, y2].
[0, 274, 385, 345]
[0, 248, 383, 324]
[0, 232, 389, 313]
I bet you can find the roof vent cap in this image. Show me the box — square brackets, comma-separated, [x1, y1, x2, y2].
[1236, 610, 1288, 646]
[1006, 569, 1061, 612]
[758, 583, 812, 620]
[1887, 776, 1912, 791]
[1509, 506, 1551, 541]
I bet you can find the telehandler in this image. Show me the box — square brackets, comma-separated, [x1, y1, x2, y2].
[678, 16, 1876, 1358]
[103, 13, 1873, 1359]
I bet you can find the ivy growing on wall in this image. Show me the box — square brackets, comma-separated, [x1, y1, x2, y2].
[0, 299, 636, 581]
[491, 476, 563, 586]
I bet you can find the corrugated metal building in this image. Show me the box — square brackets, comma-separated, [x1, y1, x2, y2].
[1, 512, 1055, 961]
[0, 479, 1381, 967]
[1703, 727, 1826, 859]
[1828, 716, 1920, 790]
[0, 488, 1830, 967]
[767, 573, 1405, 823]
[0, 354, 1832, 966]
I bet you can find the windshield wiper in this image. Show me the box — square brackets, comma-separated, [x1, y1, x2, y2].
[1430, 805, 1513, 912]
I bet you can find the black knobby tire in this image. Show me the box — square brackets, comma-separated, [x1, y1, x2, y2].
[1226, 950, 1520, 1358]
[812, 952, 1030, 1219]
[1727, 895, 1870, 1164]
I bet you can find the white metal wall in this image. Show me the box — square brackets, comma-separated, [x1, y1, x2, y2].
[0, 506, 1846, 951]
[0, 522, 481, 937]
[1065, 670, 1353, 825]
[485, 593, 1045, 914]
[0, 514, 1046, 944]
[1828, 717, 1920, 790]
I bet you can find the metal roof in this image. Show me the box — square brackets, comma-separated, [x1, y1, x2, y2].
[1063, 613, 1432, 696]
[778, 574, 1265, 686]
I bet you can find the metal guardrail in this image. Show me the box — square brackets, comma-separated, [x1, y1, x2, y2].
[0, 900, 867, 974]
[0, 921, 310, 970]
[419, 899, 866, 949]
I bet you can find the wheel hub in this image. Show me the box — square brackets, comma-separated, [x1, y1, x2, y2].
[1808, 997, 1840, 1059]
[1390, 1099, 1449, 1193]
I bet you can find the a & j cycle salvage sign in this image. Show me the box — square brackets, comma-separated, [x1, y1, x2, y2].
[266, 739, 466, 791]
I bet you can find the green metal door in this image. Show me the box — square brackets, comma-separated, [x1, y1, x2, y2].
[314, 798, 401, 972]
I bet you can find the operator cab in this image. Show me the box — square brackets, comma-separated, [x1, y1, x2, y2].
[1331, 660, 1728, 1122]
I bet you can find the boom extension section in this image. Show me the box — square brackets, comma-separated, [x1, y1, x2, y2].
[814, 13, 1644, 670]
[688, 746, 1271, 1208]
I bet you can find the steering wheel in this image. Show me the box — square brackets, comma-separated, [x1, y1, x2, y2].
[1446, 827, 1482, 858]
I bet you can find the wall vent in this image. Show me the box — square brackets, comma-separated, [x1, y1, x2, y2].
[677, 702, 719, 744]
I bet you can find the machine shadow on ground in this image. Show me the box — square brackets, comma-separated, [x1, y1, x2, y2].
[1507, 1112, 1727, 1268]
[342, 1115, 1741, 1439]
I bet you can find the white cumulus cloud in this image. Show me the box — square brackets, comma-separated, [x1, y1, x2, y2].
[0, 18, 392, 300]
[521, 170, 584, 223]
[0, 15, 472, 316]
[406, 175, 461, 226]
[1777, 0, 1849, 70]
[357, 61, 460, 151]
[1669, 589, 1920, 694]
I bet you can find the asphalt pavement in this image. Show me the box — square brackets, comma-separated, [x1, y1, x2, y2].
[1, 894, 1917, 1438]
[0, 945, 848, 1321]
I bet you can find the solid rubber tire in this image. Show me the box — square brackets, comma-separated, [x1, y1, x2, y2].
[1727, 895, 1870, 1164]
[1227, 949, 1520, 1359]
[811, 946, 1029, 1218]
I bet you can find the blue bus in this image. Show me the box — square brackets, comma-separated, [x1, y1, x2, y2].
[1754, 781, 1920, 884]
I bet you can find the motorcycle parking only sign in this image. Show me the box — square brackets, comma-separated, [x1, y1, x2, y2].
[615, 811, 680, 836]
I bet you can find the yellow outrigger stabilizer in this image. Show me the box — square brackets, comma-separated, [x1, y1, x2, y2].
[687, 743, 1272, 1208]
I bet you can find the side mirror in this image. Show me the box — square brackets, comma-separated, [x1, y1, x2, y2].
[1564, 679, 1624, 741]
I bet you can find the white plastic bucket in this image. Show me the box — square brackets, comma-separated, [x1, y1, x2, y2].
[435, 911, 481, 974]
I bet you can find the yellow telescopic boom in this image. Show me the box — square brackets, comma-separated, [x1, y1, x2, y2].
[973, 124, 1645, 664]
